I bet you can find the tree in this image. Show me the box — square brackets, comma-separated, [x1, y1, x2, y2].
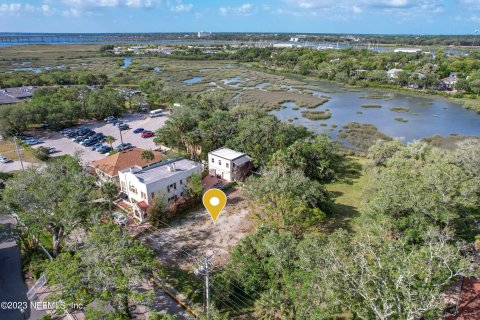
[244, 167, 331, 233]
[45, 224, 156, 318]
[2, 156, 95, 256]
[101, 181, 119, 214]
[105, 136, 116, 149]
[270, 135, 339, 182]
[146, 194, 168, 227]
[141, 149, 155, 165]
[184, 173, 203, 201]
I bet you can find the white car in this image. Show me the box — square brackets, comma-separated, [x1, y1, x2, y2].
[0, 156, 13, 163]
[113, 212, 127, 225]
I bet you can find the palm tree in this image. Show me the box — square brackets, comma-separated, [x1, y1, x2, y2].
[105, 136, 116, 150]
[141, 149, 155, 166]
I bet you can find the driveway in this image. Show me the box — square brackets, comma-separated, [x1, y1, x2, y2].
[0, 162, 44, 173]
[0, 215, 44, 320]
[32, 113, 169, 165]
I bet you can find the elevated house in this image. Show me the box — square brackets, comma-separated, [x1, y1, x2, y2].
[207, 147, 253, 182]
[118, 158, 203, 222]
[89, 148, 163, 185]
[438, 72, 458, 91]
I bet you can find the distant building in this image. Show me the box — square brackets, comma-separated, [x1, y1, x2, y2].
[273, 43, 297, 48]
[0, 86, 35, 105]
[89, 148, 163, 185]
[387, 68, 403, 79]
[290, 37, 299, 42]
[118, 158, 203, 222]
[394, 48, 422, 53]
[208, 148, 253, 182]
[439, 74, 458, 91]
[197, 31, 212, 38]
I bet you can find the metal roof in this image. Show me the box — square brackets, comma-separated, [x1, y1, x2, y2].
[125, 158, 201, 185]
[209, 147, 245, 160]
[233, 155, 253, 166]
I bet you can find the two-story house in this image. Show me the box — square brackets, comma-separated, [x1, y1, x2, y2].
[118, 158, 203, 222]
[207, 147, 253, 182]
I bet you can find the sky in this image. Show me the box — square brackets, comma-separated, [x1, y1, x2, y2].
[0, 0, 479, 34]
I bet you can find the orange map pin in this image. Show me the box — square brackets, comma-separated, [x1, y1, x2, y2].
[203, 188, 227, 223]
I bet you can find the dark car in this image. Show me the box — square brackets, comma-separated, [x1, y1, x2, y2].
[91, 143, 103, 151]
[97, 146, 112, 154]
[115, 143, 132, 151]
[141, 131, 155, 138]
[133, 128, 145, 134]
[119, 124, 130, 131]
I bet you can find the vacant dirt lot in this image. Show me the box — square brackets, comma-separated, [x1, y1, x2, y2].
[139, 187, 252, 270]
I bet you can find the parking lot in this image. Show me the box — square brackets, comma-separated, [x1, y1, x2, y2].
[32, 113, 169, 165]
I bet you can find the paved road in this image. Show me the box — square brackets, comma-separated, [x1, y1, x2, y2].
[0, 215, 46, 320]
[0, 162, 44, 174]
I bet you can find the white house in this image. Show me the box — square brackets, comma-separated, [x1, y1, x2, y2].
[118, 158, 203, 222]
[387, 68, 403, 79]
[208, 148, 253, 182]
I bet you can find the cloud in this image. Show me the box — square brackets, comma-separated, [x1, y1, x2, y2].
[0, 3, 22, 14]
[219, 3, 254, 16]
[280, 0, 443, 16]
[61, 0, 155, 9]
[0, 2, 56, 15]
[167, 0, 193, 12]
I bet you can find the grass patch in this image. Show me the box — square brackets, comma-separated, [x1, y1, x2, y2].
[389, 106, 410, 113]
[361, 104, 382, 109]
[301, 110, 332, 120]
[360, 93, 392, 100]
[394, 117, 409, 122]
[323, 156, 367, 233]
[337, 122, 392, 151]
[292, 106, 300, 110]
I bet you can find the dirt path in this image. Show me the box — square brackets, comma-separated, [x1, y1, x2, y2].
[140, 187, 252, 269]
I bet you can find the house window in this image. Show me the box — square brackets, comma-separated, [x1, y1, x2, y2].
[226, 162, 229, 168]
[211, 157, 214, 163]
[167, 186, 171, 193]
[121, 181, 126, 190]
[218, 160, 222, 165]
[141, 192, 146, 200]
[130, 185, 138, 194]
[173, 183, 177, 190]
[180, 179, 183, 185]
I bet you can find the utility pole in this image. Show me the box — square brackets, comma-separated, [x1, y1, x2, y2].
[195, 254, 213, 317]
[118, 124, 124, 145]
[13, 136, 24, 170]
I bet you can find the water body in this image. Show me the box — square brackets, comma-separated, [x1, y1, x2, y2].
[270, 83, 480, 142]
[122, 57, 132, 68]
[184, 76, 204, 84]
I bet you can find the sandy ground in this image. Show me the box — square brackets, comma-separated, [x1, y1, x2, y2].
[139, 187, 253, 269]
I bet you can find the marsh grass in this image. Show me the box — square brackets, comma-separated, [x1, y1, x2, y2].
[301, 110, 332, 120]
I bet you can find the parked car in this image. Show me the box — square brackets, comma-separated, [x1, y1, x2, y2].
[91, 143, 103, 151]
[83, 140, 98, 147]
[133, 128, 145, 134]
[0, 156, 13, 164]
[115, 143, 132, 151]
[97, 146, 112, 154]
[25, 139, 42, 145]
[104, 116, 117, 123]
[119, 124, 130, 131]
[73, 136, 86, 143]
[141, 131, 155, 138]
[46, 147, 58, 154]
[113, 212, 127, 225]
